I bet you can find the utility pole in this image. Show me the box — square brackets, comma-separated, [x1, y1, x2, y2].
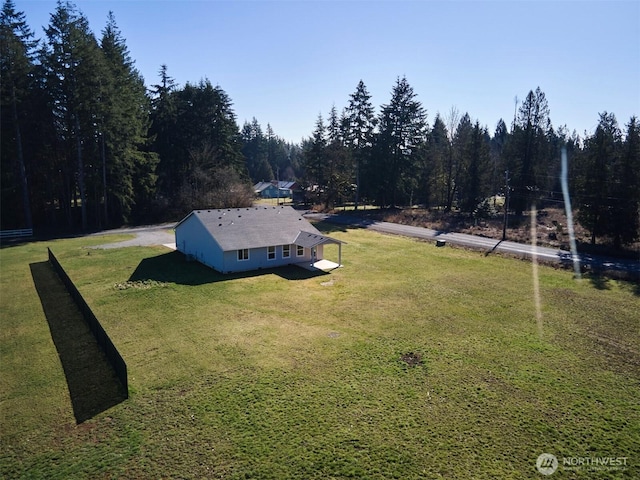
[502, 170, 510, 241]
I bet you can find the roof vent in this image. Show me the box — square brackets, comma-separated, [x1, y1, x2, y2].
[218, 223, 222, 226]
[238, 215, 242, 218]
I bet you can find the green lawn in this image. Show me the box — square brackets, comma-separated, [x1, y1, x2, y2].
[1, 226, 638, 479]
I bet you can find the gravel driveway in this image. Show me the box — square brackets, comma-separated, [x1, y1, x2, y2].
[91, 223, 176, 250]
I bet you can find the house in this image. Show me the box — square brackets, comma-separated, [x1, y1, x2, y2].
[174, 206, 343, 274]
[253, 181, 298, 199]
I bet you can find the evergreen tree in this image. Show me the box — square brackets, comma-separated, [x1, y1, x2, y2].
[150, 76, 245, 211]
[40, 0, 108, 230]
[458, 121, 491, 213]
[241, 118, 272, 182]
[609, 117, 640, 246]
[427, 114, 449, 208]
[490, 119, 508, 200]
[323, 105, 352, 208]
[302, 114, 326, 205]
[375, 76, 427, 206]
[326, 105, 341, 144]
[176, 80, 243, 172]
[510, 87, 552, 215]
[0, 0, 37, 228]
[264, 124, 291, 179]
[577, 112, 621, 245]
[449, 113, 473, 209]
[344, 80, 376, 208]
[175, 80, 245, 210]
[149, 64, 178, 201]
[443, 106, 461, 211]
[266, 123, 276, 176]
[100, 11, 157, 225]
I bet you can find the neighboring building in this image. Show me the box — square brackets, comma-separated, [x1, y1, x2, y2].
[174, 206, 343, 274]
[254, 181, 298, 199]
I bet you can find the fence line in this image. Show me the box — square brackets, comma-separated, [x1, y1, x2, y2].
[47, 248, 128, 396]
[0, 228, 33, 240]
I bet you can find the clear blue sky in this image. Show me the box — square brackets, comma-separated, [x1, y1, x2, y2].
[19, 0, 640, 143]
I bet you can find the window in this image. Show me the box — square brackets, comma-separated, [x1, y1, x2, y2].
[282, 245, 291, 258]
[238, 249, 249, 261]
[296, 245, 305, 257]
[268, 246, 276, 260]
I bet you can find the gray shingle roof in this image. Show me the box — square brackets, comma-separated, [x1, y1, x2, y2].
[253, 181, 297, 192]
[177, 206, 339, 251]
[294, 231, 342, 248]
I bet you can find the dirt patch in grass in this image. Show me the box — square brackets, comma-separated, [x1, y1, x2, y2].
[400, 352, 424, 367]
[114, 279, 169, 290]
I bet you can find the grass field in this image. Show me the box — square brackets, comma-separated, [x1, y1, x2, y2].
[1, 225, 638, 479]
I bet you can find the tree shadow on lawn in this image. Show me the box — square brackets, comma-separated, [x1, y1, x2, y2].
[128, 251, 328, 286]
[30, 261, 127, 424]
[310, 219, 351, 234]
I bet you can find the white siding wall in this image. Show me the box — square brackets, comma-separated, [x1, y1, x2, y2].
[222, 244, 308, 273]
[175, 215, 224, 271]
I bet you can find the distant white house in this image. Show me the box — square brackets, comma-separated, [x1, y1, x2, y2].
[174, 206, 343, 274]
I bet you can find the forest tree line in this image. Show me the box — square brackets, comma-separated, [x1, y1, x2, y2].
[2, 0, 639, 247]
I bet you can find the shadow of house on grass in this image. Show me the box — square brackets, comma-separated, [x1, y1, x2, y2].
[30, 261, 127, 424]
[128, 250, 328, 286]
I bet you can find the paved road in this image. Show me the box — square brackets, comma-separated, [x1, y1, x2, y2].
[306, 213, 640, 276]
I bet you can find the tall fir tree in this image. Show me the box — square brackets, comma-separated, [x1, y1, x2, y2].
[449, 113, 473, 209]
[344, 80, 376, 208]
[302, 114, 326, 205]
[149, 64, 178, 201]
[375, 76, 427, 206]
[40, 0, 108, 230]
[100, 11, 157, 225]
[457, 120, 491, 213]
[609, 117, 640, 246]
[323, 105, 352, 208]
[510, 87, 552, 215]
[427, 114, 449, 208]
[443, 106, 461, 211]
[490, 119, 508, 201]
[150, 76, 245, 212]
[577, 112, 621, 245]
[0, 0, 37, 228]
[241, 118, 272, 182]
